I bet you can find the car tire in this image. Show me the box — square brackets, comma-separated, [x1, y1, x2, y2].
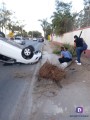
[21, 46, 33, 59]
[28, 45, 35, 52]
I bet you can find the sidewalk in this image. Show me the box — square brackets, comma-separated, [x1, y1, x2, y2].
[30, 41, 90, 120]
[41, 41, 60, 66]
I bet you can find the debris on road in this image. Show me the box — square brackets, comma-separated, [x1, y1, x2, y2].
[39, 61, 66, 82]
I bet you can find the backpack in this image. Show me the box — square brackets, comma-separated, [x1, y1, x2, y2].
[80, 38, 88, 50]
[83, 41, 88, 50]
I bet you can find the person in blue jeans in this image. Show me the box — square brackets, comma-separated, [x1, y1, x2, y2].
[74, 35, 84, 65]
[58, 46, 72, 63]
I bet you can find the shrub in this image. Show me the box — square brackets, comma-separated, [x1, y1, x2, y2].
[53, 49, 60, 54]
[63, 43, 76, 57]
[53, 43, 76, 57]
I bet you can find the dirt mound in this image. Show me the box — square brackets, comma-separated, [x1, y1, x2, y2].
[39, 61, 66, 81]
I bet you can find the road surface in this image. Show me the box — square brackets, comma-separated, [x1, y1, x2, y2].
[0, 40, 43, 120]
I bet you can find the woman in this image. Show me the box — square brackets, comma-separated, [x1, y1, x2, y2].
[58, 46, 72, 63]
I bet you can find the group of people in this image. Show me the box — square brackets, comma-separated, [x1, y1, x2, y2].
[58, 35, 87, 65]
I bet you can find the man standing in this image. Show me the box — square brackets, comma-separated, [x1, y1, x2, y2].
[74, 35, 83, 65]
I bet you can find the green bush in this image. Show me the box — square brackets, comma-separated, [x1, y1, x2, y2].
[53, 49, 60, 54]
[63, 43, 76, 57]
[53, 43, 76, 57]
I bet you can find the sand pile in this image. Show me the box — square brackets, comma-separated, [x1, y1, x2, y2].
[39, 61, 66, 81]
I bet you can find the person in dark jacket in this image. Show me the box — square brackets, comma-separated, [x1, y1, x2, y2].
[74, 35, 84, 65]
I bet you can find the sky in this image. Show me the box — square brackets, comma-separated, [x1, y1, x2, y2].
[0, 0, 84, 35]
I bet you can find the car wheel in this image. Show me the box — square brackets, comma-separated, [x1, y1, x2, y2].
[22, 46, 33, 59]
[28, 45, 35, 52]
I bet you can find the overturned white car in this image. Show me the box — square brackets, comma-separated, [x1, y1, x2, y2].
[0, 37, 42, 64]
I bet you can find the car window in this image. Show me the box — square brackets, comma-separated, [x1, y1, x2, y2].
[15, 38, 21, 40]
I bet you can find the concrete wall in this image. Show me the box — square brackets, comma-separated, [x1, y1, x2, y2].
[52, 27, 90, 49]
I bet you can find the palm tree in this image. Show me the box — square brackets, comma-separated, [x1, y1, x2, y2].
[51, 0, 76, 35]
[38, 18, 49, 38]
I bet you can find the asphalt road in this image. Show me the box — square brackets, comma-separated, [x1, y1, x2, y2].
[25, 40, 43, 51]
[0, 40, 43, 120]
